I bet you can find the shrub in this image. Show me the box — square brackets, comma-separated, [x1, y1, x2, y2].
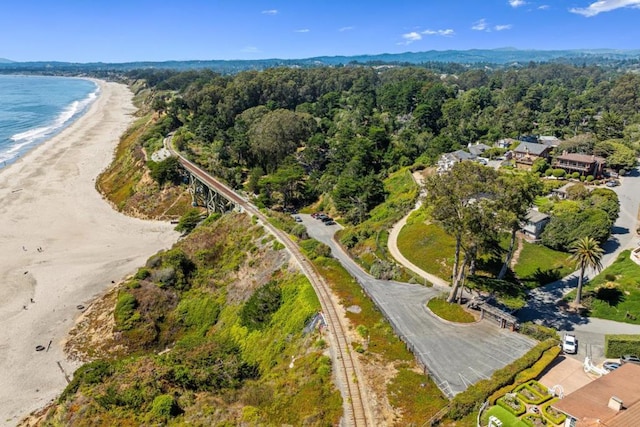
[519, 322, 559, 341]
[239, 281, 283, 331]
[299, 239, 332, 259]
[175, 209, 203, 233]
[496, 394, 526, 416]
[522, 413, 547, 426]
[552, 169, 566, 178]
[147, 156, 181, 186]
[134, 268, 151, 280]
[115, 291, 139, 331]
[605, 334, 640, 358]
[541, 398, 567, 425]
[544, 169, 553, 177]
[149, 394, 181, 419]
[515, 382, 551, 404]
[59, 360, 115, 402]
[586, 175, 594, 182]
[571, 172, 580, 179]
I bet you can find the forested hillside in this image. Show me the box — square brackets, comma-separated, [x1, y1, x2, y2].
[131, 64, 639, 223]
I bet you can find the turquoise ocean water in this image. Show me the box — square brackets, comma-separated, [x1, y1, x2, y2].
[0, 75, 98, 168]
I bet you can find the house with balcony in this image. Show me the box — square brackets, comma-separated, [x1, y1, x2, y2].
[513, 142, 551, 169]
[552, 363, 640, 427]
[553, 151, 606, 178]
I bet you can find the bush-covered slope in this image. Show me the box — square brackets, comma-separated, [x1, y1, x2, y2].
[39, 213, 341, 425]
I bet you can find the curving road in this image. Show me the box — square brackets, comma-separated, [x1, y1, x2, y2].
[166, 139, 372, 426]
[303, 216, 536, 397]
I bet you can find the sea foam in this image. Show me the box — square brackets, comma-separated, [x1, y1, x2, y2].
[0, 86, 98, 164]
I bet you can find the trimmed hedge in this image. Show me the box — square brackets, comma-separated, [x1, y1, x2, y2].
[488, 345, 560, 405]
[496, 395, 526, 416]
[515, 382, 551, 405]
[605, 334, 640, 358]
[522, 413, 547, 426]
[448, 338, 559, 419]
[541, 398, 567, 425]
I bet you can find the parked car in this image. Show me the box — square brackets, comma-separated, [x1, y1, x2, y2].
[620, 354, 640, 365]
[603, 361, 621, 372]
[293, 215, 302, 222]
[320, 216, 333, 223]
[606, 180, 620, 187]
[324, 220, 336, 226]
[562, 334, 577, 354]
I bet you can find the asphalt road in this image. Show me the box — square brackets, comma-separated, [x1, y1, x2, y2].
[303, 215, 536, 397]
[518, 164, 640, 363]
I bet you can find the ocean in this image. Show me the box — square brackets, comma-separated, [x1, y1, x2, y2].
[0, 75, 98, 168]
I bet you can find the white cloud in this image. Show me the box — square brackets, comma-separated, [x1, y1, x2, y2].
[241, 46, 260, 53]
[472, 19, 488, 31]
[538, 4, 550, 9]
[570, 0, 640, 17]
[339, 26, 354, 32]
[422, 28, 455, 36]
[494, 24, 513, 31]
[261, 9, 278, 15]
[399, 31, 422, 45]
[294, 28, 310, 33]
[509, 0, 526, 6]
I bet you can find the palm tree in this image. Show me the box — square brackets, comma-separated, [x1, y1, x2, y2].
[569, 236, 604, 306]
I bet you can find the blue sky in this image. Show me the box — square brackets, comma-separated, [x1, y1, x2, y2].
[1, 0, 639, 63]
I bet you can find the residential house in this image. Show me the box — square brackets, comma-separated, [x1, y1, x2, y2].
[513, 142, 551, 169]
[553, 151, 606, 177]
[468, 142, 492, 157]
[436, 150, 476, 173]
[553, 363, 640, 427]
[538, 135, 562, 148]
[496, 138, 518, 149]
[522, 209, 550, 240]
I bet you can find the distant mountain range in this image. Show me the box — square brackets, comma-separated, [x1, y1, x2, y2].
[1, 48, 639, 74]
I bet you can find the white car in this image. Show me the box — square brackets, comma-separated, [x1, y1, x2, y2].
[562, 334, 577, 354]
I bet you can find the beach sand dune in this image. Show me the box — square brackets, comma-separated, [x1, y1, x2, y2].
[0, 81, 178, 424]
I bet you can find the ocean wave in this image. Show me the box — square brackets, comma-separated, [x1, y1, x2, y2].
[9, 89, 98, 145]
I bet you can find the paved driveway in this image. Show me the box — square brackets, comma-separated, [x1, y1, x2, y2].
[303, 215, 536, 397]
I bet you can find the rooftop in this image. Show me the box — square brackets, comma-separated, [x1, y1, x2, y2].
[556, 152, 606, 164]
[514, 141, 549, 156]
[553, 363, 640, 427]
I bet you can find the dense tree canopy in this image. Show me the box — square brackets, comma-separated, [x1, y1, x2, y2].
[131, 63, 639, 222]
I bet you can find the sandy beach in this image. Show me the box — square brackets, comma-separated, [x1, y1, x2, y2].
[0, 80, 179, 425]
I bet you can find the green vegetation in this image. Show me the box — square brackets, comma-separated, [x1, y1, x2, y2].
[605, 334, 640, 358]
[46, 214, 342, 425]
[482, 405, 529, 427]
[398, 211, 455, 280]
[427, 297, 476, 323]
[337, 168, 419, 280]
[513, 242, 574, 288]
[572, 250, 640, 323]
[174, 208, 203, 234]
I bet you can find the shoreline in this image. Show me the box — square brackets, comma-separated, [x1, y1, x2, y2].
[0, 75, 99, 169]
[0, 80, 179, 424]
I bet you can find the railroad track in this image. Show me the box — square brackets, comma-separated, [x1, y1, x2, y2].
[168, 140, 371, 426]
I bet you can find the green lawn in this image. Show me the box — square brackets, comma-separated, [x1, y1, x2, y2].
[577, 250, 640, 324]
[427, 298, 476, 323]
[482, 405, 529, 427]
[513, 241, 574, 288]
[397, 212, 455, 281]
